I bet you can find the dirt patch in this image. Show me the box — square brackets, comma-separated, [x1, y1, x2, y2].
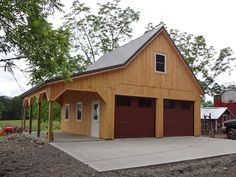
[1, 134, 236, 177]
[0, 134, 99, 177]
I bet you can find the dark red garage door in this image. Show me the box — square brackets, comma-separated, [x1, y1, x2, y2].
[164, 99, 194, 137]
[115, 95, 155, 138]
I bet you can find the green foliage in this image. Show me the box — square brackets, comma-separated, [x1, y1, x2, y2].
[145, 23, 236, 99]
[201, 99, 213, 107]
[64, 0, 140, 69]
[0, 96, 22, 119]
[0, 101, 6, 118]
[169, 30, 235, 97]
[31, 99, 61, 123]
[0, 0, 71, 85]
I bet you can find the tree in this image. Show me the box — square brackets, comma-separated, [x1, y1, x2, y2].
[0, 101, 6, 119]
[145, 23, 236, 98]
[201, 100, 213, 107]
[64, 0, 140, 70]
[0, 96, 22, 119]
[0, 0, 71, 85]
[31, 99, 61, 124]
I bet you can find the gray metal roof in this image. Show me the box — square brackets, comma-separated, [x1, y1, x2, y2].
[21, 25, 205, 98]
[201, 107, 229, 120]
[87, 26, 162, 71]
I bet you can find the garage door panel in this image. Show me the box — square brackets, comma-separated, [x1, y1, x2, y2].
[164, 99, 194, 137]
[135, 123, 155, 137]
[115, 96, 155, 138]
[115, 122, 135, 138]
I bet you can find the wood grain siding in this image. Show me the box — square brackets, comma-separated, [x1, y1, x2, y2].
[22, 30, 202, 139]
[60, 91, 105, 137]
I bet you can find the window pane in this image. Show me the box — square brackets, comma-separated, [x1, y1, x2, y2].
[116, 96, 131, 106]
[181, 101, 191, 110]
[156, 63, 165, 72]
[164, 100, 175, 109]
[77, 103, 82, 120]
[139, 99, 152, 108]
[156, 54, 165, 63]
[156, 54, 165, 72]
[65, 105, 69, 119]
[93, 104, 99, 120]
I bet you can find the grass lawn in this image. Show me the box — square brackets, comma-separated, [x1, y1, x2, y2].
[0, 119, 61, 132]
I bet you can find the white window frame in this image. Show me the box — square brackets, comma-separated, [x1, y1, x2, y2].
[64, 104, 70, 121]
[76, 102, 82, 121]
[154, 53, 167, 74]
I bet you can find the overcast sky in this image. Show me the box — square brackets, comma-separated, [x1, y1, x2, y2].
[0, 0, 236, 97]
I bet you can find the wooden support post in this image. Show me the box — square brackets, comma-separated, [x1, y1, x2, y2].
[194, 99, 201, 136]
[156, 98, 163, 138]
[23, 106, 27, 131]
[37, 102, 42, 137]
[209, 113, 214, 138]
[48, 101, 53, 141]
[215, 120, 218, 133]
[203, 115, 206, 135]
[29, 105, 33, 134]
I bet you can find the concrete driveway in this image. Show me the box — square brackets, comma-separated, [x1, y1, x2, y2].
[51, 137, 236, 172]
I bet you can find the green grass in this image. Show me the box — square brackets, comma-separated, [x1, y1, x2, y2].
[0, 119, 61, 132]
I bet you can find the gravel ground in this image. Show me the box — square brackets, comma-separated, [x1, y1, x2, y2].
[1, 134, 236, 177]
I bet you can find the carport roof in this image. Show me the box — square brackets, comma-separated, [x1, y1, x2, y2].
[201, 107, 235, 120]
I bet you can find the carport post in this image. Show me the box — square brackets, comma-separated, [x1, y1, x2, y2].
[209, 113, 214, 138]
[203, 115, 206, 135]
[37, 102, 42, 137]
[29, 104, 33, 134]
[215, 120, 218, 132]
[48, 101, 53, 141]
[22, 106, 27, 131]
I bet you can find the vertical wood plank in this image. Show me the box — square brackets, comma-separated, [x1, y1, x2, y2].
[156, 98, 163, 137]
[48, 101, 53, 141]
[37, 102, 42, 137]
[108, 93, 115, 139]
[194, 97, 201, 136]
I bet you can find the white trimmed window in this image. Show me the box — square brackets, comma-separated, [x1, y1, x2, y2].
[64, 104, 69, 120]
[76, 102, 82, 121]
[155, 53, 166, 73]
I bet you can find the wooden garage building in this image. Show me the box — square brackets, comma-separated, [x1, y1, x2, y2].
[21, 26, 204, 141]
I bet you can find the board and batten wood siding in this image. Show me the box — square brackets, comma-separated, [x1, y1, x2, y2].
[60, 91, 106, 136]
[23, 30, 202, 139]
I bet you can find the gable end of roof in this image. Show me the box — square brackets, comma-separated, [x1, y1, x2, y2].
[21, 26, 204, 97]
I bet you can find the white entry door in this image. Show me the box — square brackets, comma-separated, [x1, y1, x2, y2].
[91, 101, 100, 137]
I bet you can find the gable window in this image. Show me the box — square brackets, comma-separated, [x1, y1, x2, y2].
[64, 104, 69, 120]
[76, 102, 82, 121]
[155, 54, 166, 73]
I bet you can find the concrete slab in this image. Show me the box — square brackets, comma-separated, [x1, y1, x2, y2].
[30, 131, 100, 142]
[50, 137, 236, 172]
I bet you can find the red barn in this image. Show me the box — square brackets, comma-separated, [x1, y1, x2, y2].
[214, 95, 236, 117]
